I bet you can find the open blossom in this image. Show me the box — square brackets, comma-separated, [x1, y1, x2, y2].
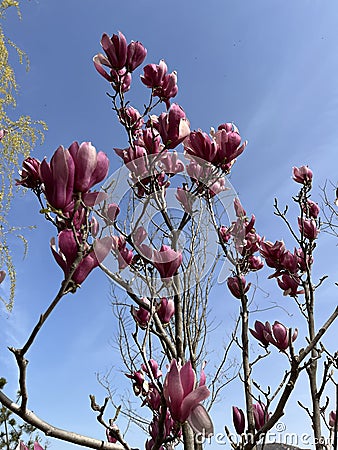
[277, 273, 303, 296]
[93, 32, 146, 85]
[16, 157, 41, 189]
[153, 245, 182, 279]
[292, 165, 313, 185]
[263, 321, 298, 351]
[232, 406, 245, 435]
[250, 321, 272, 347]
[163, 359, 213, 436]
[156, 104, 190, 149]
[184, 123, 246, 169]
[141, 60, 178, 106]
[68, 141, 109, 193]
[126, 369, 148, 396]
[160, 151, 184, 175]
[50, 230, 112, 285]
[260, 240, 286, 270]
[39, 142, 108, 211]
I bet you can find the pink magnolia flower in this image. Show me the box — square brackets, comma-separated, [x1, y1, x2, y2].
[184, 130, 218, 164]
[141, 60, 178, 106]
[292, 165, 313, 185]
[263, 321, 298, 351]
[50, 230, 112, 285]
[227, 275, 250, 299]
[160, 151, 184, 175]
[131, 298, 151, 329]
[157, 104, 190, 149]
[233, 198, 246, 219]
[253, 402, 270, 431]
[146, 383, 161, 411]
[68, 141, 109, 193]
[135, 128, 162, 155]
[250, 321, 271, 347]
[112, 235, 133, 270]
[157, 297, 175, 324]
[99, 32, 128, 71]
[248, 255, 264, 271]
[260, 240, 287, 270]
[16, 157, 42, 189]
[163, 359, 213, 436]
[40, 146, 75, 211]
[176, 187, 195, 215]
[17, 442, 44, 450]
[329, 410, 337, 428]
[141, 60, 168, 88]
[280, 250, 298, 274]
[106, 423, 119, 443]
[126, 369, 148, 396]
[304, 199, 320, 219]
[214, 124, 247, 167]
[232, 406, 245, 435]
[219, 225, 231, 243]
[141, 359, 162, 379]
[277, 273, 303, 296]
[131, 226, 148, 248]
[0, 270, 6, 284]
[106, 203, 120, 223]
[298, 217, 319, 240]
[119, 106, 144, 135]
[126, 40, 147, 72]
[153, 245, 182, 279]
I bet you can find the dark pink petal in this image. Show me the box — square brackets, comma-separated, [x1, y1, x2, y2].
[180, 361, 196, 398]
[164, 359, 184, 422]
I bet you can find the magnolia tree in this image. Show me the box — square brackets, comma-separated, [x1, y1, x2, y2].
[0, 30, 337, 450]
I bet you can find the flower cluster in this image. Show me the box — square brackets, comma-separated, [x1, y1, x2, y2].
[223, 198, 263, 299]
[17, 142, 112, 287]
[93, 32, 147, 92]
[250, 320, 298, 351]
[184, 123, 247, 173]
[260, 240, 308, 297]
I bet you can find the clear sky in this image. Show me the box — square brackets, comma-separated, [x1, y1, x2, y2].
[1, 1, 338, 449]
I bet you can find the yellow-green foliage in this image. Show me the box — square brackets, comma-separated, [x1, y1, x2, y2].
[0, 0, 47, 310]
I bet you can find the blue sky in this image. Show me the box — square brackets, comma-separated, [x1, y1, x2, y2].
[1, 1, 338, 449]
